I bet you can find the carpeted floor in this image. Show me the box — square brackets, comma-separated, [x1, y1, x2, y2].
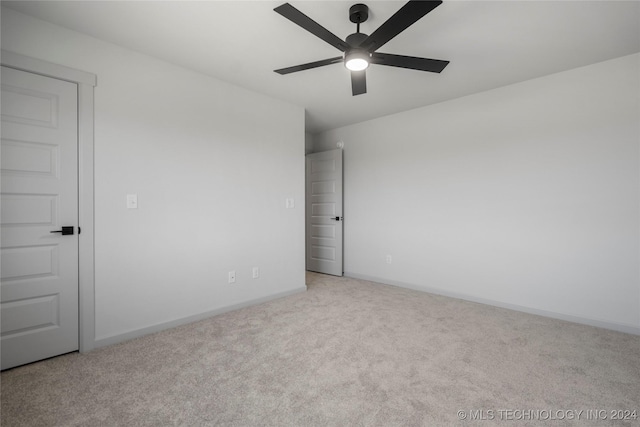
[1, 272, 639, 426]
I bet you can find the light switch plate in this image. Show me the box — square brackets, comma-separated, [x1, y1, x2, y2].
[286, 198, 295, 209]
[126, 194, 138, 209]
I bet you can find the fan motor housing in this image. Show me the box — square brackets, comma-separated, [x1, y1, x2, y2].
[349, 4, 369, 24]
[346, 32, 368, 47]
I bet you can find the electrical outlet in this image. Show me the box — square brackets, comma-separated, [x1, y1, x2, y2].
[228, 270, 236, 284]
[252, 267, 259, 279]
[386, 255, 392, 264]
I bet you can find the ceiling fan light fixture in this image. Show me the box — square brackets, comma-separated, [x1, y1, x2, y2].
[274, 1, 449, 96]
[344, 50, 370, 71]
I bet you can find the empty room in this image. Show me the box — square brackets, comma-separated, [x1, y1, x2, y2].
[1, 0, 639, 425]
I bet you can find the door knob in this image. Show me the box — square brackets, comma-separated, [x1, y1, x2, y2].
[50, 226, 74, 235]
[332, 216, 343, 221]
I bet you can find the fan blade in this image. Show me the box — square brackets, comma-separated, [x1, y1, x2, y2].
[359, 1, 442, 52]
[275, 57, 343, 75]
[274, 3, 349, 52]
[371, 52, 449, 73]
[351, 70, 367, 96]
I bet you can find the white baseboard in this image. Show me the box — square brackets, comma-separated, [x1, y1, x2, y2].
[93, 286, 307, 350]
[344, 272, 640, 336]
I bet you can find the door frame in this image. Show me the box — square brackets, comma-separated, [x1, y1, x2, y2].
[1, 50, 97, 353]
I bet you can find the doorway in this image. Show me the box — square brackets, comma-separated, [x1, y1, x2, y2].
[0, 51, 96, 368]
[305, 149, 343, 276]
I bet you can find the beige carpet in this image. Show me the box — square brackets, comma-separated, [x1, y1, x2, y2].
[1, 272, 639, 426]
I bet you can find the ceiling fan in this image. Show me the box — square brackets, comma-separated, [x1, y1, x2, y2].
[274, 0, 450, 96]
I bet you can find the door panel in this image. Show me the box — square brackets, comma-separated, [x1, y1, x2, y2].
[1, 245, 59, 280]
[306, 149, 343, 276]
[1, 66, 79, 370]
[1, 139, 59, 176]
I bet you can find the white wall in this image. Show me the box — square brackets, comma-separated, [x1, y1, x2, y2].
[305, 132, 314, 155]
[2, 8, 306, 344]
[314, 53, 640, 333]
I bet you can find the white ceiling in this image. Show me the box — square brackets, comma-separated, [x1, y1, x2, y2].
[5, 0, 640, 134]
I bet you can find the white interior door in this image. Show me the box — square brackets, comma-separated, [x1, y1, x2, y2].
[1, 66, 79, 370]
[306, 149, 343, 276]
